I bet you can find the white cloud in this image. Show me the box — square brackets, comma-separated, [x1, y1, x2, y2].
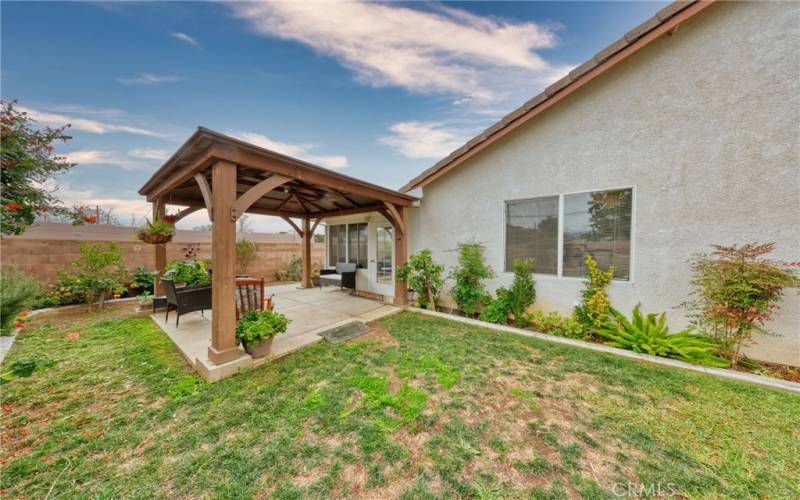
[229, 0, 563, 102]
[116, 73, 182, 85]
[172, 32, 199, 46]
[63, 149, 159, 172]
[17, 105, 160, 137]
[232, 131, 349, 169]
[380, 121, 471, 159]
[127, 148, 171, 161]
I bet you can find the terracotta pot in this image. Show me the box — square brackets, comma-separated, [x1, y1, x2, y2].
[242, 337, 274, 358]
[137, 231, 173, 245]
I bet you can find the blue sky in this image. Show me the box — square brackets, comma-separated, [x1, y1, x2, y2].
[2, 1, 666, 232]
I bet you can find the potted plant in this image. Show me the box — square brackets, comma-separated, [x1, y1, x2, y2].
[162, 260, 211, 287]
[135, 292, 154, 313]
[136, 218, 176, 245]
[235, 309, 289, 357]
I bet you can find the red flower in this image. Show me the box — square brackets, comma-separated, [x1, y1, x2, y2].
[14, 321, 25, 329]
[81, 214, 97, 223]
[4, 202, 22, 212]
[20, 311, 29, 317]
[161, 215, 178, 224]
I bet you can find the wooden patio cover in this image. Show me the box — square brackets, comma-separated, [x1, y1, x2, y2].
[139, 127, 416, 365]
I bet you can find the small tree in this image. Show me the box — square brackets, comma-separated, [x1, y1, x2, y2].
[1, 100, 75, 235]
[236, 239, 259, 274]
[508, 258, 536, 326]
[685, 243, 800, 366]
[574, 254, 614, 335]
[71, 242, 128, 310]
[449, 242, 494, 317]
[398, 249, 444, 311]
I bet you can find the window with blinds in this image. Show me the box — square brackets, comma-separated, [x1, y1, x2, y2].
[348, 223, 368, 269]
[327, 225, 345, 266]
[563, 188, 632, 279]
[505, 196, 559, 274]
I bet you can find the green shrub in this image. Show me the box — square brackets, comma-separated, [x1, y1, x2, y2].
[30, 272, 89, 309]
[163, 259, 210, 286]
[398, 249, 445, 310]
[236, 309, 290, 346]
[236, 239, 259, 274]
[71, 242, 128, 309]
[524, 310, 586, 339]
[599, 305, 730, 367]
[0, 265, 40, 333]
[0, 353, 55, 384]
[479, 288, 512, 325]
[449, 242, 494, 317]
[275, 255, 302, 282]
[132, 265, 156, 293]
[574, 254, 614, 335]
[685, 243, 800, 366]
[508, 258, 536, 326]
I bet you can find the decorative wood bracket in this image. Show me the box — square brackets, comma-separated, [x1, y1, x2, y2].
[230, 174, 291, 221]
[194, 173, 214, 221]
[174, 206, 201, 222]
[382, 202, 406, 234]
[310, 218, 321, 235]
[282, 217, 305, 238]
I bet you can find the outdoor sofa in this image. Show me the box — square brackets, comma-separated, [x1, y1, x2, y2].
[319, 262, 357, 290]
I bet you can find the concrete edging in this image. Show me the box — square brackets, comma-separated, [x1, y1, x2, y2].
[405, 306, 800, 395]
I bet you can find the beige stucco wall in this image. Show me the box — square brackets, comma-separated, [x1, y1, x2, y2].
[409, 1, 800, 366]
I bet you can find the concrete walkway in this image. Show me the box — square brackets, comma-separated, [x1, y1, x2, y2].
[151, 284, 400, 381]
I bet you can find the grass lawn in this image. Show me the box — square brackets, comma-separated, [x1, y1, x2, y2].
[1, 308, 798, 499]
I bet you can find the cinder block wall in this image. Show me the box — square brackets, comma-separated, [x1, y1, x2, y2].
[1, 224, 324, 284]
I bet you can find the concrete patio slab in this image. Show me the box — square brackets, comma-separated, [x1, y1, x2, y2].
[151, 284, 400, 381]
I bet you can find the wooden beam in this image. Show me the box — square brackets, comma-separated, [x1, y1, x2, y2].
[383, 202, 405, 235]
[147, 144, 221, 201]
[301, 218, 312, 288]
[208, 161, 240, 365]
[393, 205, 408, 306]
[282, 217, 304, 237]
[162, 194, 379, 220]
[194, 173, 214, 221]
[315, 204, 383, 220]
[152, 198, 167, 297]
[230, 174, 291, 221]
[211, 147, 414, 206]
[310, 218, 321, 235]
[174, 206, 201, 222]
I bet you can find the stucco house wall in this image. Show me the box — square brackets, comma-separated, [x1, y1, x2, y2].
[408, 1, 800, 366]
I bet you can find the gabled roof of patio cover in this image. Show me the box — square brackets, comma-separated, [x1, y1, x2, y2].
[138, 127, 416, 221]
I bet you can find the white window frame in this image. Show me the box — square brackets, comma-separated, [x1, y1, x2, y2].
[501, 185, 636, 283]
[326, 222, 368, 269]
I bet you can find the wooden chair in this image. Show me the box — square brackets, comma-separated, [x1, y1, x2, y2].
[235, 277, 273, 321]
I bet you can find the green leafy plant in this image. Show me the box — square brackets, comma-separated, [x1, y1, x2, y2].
[163, 260, 210, 286]
[132, 265, 156, 293]
[136, 292, 154, 307]
[235, 309, 289, 346]
[508, 258, 536, 326]
[136, 218, 176, 244]
[599, 305, 730, 367]
[0, 353, 56, 384]
[684, 243, 800, 366]
[479, 287, 512, 325]
[524, 310, 586, 339]
[1, 100, 75, 236]
[573, 254, 614, 335]
[398, 249, 445, 311]
[449, 242, 494, 317]
[275, 255, 302, 282]
[70, 242, 128, 310]
[0, 265, 40, 334]
[236, 239, 259, 274]
[30, 272, 89, 309]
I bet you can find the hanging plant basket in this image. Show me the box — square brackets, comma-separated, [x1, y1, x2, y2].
[137, 230, 174, 244]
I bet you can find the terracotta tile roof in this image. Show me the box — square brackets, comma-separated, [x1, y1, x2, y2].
[401, 1, 714, 193]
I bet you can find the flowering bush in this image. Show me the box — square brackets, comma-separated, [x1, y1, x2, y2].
[1, 100, 75, 235]
[30, 272, 89, 309]
[685, 243, 800, 365]
[574, 254, 614, 335]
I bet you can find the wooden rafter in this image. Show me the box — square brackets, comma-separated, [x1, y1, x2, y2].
[282, 217, 304, 237]
[231, 174, 291, 221]
[194, 173, 214, 221]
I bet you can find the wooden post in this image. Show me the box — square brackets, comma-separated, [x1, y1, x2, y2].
[393, 205, 408, 306]
[208, 160, 240, 365]
[152, 198, 167, 296]
[301, 217, 312, 288]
